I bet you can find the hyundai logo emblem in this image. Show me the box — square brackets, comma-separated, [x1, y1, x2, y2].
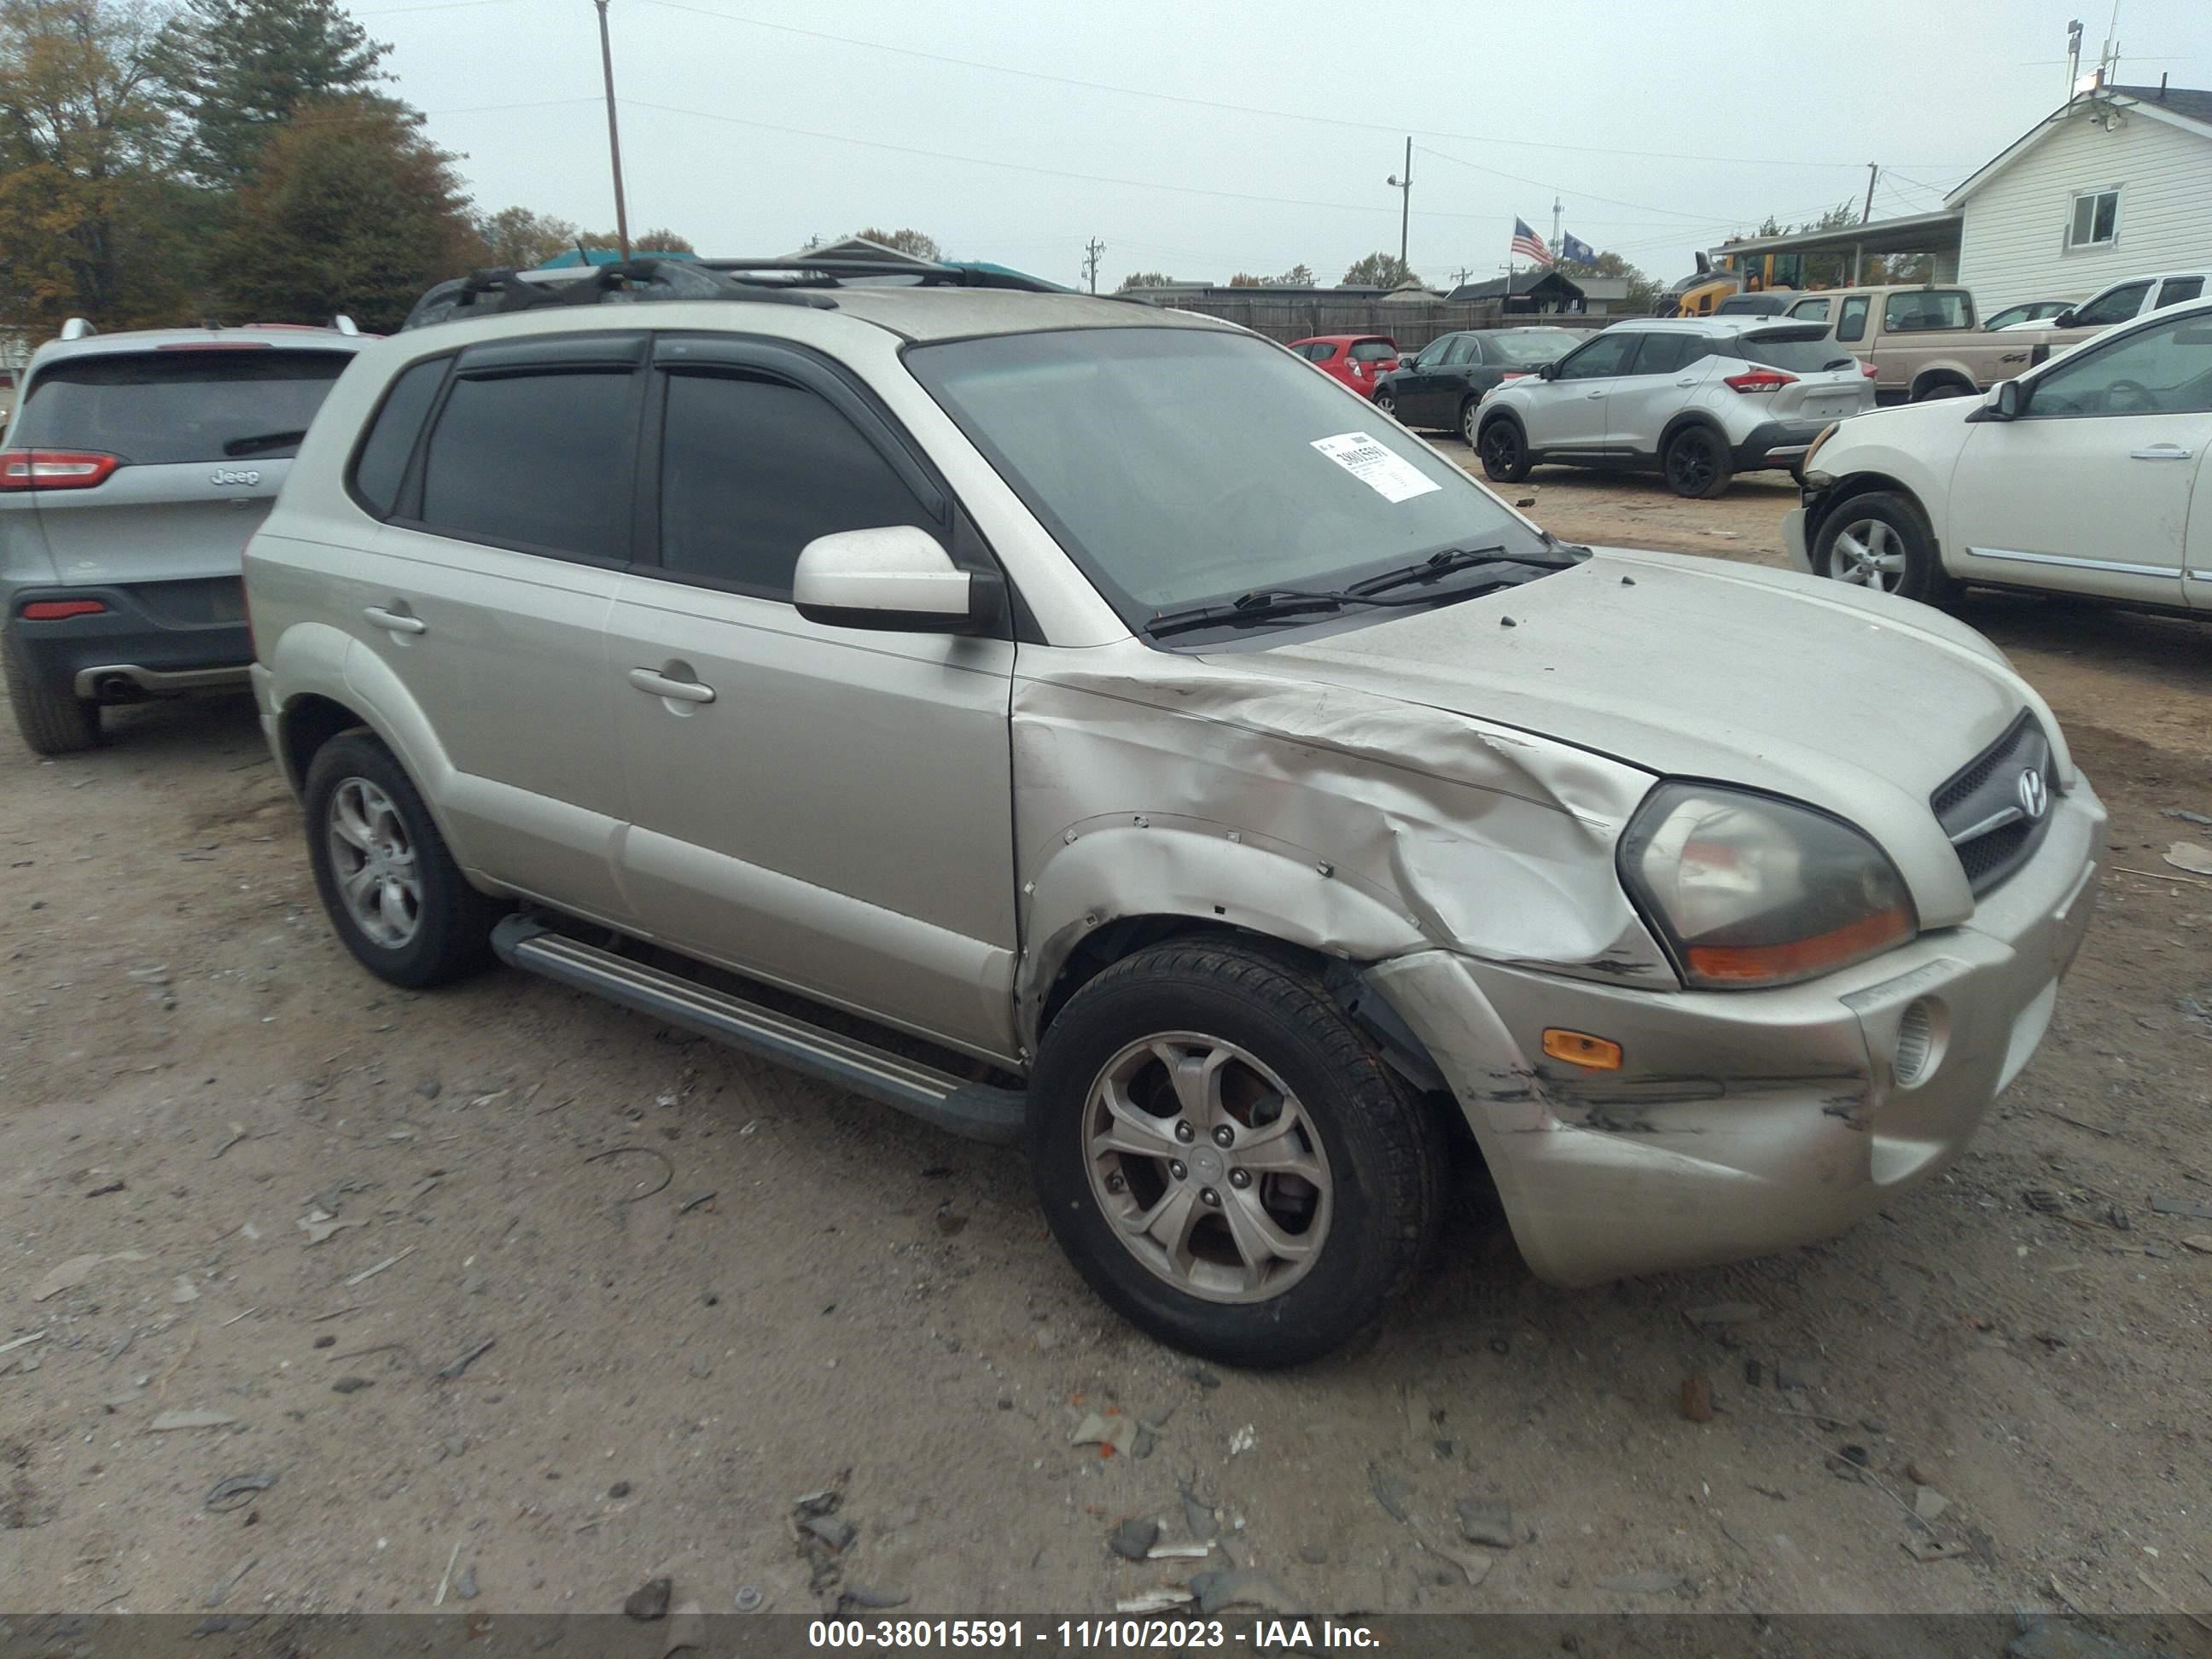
[2017, 768, 2049, 821]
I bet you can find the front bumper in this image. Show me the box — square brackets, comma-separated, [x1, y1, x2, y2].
[1368, 777, 2104, 1285]
[4, 580, 252, 703]
[1781, 505, 1813, 573]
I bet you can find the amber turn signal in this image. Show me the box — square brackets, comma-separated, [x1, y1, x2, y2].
[1541, 1028, 1622, 1070]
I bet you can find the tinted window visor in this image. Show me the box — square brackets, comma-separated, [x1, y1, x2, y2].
[1726, 329, 1859, 373]
[13, 349, 350, 463]
[905, 328, 1551, 633]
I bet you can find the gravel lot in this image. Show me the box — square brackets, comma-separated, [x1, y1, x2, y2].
[3, 467, 2208, 1624]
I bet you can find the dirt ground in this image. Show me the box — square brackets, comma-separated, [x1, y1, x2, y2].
[3, 465, 2209, 1627]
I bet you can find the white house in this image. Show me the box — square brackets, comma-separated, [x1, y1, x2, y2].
[1947, 80, 2212, 311]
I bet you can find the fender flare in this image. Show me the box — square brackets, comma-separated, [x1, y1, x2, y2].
[1474, 405, 1527, 450]
[1907, 364, 1977, 399]
[1656, 409, 1731, 458]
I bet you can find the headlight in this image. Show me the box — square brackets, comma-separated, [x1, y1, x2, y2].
[1620, 783, 1917, 989]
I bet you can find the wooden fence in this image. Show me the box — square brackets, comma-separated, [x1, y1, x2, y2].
[1115, 293, 1619, 350]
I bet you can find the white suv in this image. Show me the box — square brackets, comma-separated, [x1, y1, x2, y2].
[1787, 294, 2212, 613]
[1474, 318, 1875, 498]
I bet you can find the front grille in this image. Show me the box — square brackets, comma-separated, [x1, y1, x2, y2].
[1931, 712, 2057, 896]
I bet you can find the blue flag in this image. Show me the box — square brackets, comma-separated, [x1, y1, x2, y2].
[1560, 232, 1598, 265]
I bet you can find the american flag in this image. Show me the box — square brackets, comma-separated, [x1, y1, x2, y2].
[1510, 218, 1550, 263]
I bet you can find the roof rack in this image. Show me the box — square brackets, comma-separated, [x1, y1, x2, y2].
[700, 256, 1068, 294]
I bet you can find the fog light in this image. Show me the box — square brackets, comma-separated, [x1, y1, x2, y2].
[1893, 998, 1936, 1086]
[1542, 1028, 1622, 1070]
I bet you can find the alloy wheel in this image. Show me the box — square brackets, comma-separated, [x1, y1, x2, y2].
[326, 777, 423, 948]
[1829, 517, 1906, 591]
[1081, 1033, 1332, 1304]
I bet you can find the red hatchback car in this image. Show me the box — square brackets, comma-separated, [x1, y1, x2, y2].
[1288, 334, 1401, 398]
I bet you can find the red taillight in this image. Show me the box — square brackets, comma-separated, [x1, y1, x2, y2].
[1860, 362, 1879, 379]
[20, 598, 108, 620]
[1721, 369, 1797, 394]
[0, 450, 121, 491]
[1499, 371, 1529, 381]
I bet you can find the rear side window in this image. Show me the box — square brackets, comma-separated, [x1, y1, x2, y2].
[2154, 276, 2205, 309]
[1300, 343, 1336, 362]
[12, 348, 349, 463]
[1836, 297, 1870, 342]
[1729, 332, 1860, 373]
[1348, 341, 1398, 362]
[655, 372, 938, 598]
[1441, 336, 1480, 366]
[350, 358, 449, 518]
[1789, 298, 1832, 322]
[1883, 291, 1971, 332]
[417, 370, 638, 560]
[1629, 334, 1704, 375]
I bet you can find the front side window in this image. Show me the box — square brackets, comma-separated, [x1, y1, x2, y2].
[11, 348, 350, 463]
[1836, 296, 1871, 342]
[416, 369, 638, 560]
[2069, 187, 2120, 249]
[2026, 311, 2212, 418]
[906, 328, 1551, 629]
[1553, 331, 1639, 381]
[2072, 280, 2152, 329]
[1883, 291, 1971, 333]
[655, 371, 938, 598]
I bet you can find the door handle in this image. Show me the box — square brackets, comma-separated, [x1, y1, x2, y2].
[2129, 444, 2192, 460]
[1676, 378, 1699, 387]
[1585, 389, 1605, 399]
[363, 605, 425, 635]
[627, 667, 716, 705]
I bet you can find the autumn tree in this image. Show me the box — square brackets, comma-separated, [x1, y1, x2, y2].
[473, 205, 576, 269]
[633, 227, 693, 253]
[856, 225, 940, 261]
[0, 0, 189, 335]
[154, 0, 388, 185]
[1116, 271, 1172, 290]
[213, 92, 476, 330]
[1342, 252, 1417, 288]
[1557, 247, 1661, 312]
[1227, 271, 1261, 287]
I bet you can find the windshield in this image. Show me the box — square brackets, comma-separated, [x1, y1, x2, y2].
[14, 349, 350, 463]
[1487, 331, 1578, 365]
[906, 328, 1545, 626]
[1729, 330, 1858, 372]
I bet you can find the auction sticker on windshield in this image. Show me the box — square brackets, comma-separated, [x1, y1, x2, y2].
[1311, 433, 1441, 504]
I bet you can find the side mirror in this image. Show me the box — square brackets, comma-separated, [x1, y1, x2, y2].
[2052, 310, 2077, 329]
[1536, 360, 1559, 380]
[1968, 380, 2023, 422]
[792, 525, 998, 633]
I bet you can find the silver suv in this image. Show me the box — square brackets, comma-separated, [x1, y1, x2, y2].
[246, 263, 2101, 1365]
[1474, 317, 1875, 498]
[2, 318, 371, 754]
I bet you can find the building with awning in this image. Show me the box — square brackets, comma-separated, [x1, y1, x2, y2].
[1708, 210, 1963, 289]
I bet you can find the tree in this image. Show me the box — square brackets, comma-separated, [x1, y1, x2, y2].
[1342, 252, 1417, 288]
[632, 227, 692, 253]
[212, 92, 476, 331]
[472, 205, 576, 269]
[1557, 247, 1661, 313]
[1116, 271, 1172, 290]
[0, 0, 189, 335]
[1227, 271, 1261, 287]
[154, 0, 389, 186]
[1272, 264, 1315, 287]
[855, 225, 939, 261]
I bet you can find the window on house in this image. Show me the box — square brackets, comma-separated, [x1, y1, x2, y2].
[2069, 188, 2120, 248]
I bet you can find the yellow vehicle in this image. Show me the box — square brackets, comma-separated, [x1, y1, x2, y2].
[1658, 250, 1813, 317]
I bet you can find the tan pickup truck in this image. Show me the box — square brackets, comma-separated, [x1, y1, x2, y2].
[1773, 285, 2037, 405]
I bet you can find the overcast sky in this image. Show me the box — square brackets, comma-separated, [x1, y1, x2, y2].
[363, 0, 2209, 290]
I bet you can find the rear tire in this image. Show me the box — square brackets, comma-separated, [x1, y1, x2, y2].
[2, 635, 101, 755]
[1477, 417, 1530, 481]
[1662, 426, 1732, 498]
[1373, 388, 1397, 419]
[1811, 489, 1956, 606]
[1912, 377, 1973, 402]
[1027, 940, 1445, 1368]
[304, 730, 504, 988]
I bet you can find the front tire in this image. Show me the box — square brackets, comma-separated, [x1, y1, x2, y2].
[1662, 426, 1732, 498]
[3, 636, 101, 755]
[1811, 490, 1956, 605]
[1027, 940, 1445, 1368]
[304, 730, 504, 988]
[1477, 416, 1529, 480]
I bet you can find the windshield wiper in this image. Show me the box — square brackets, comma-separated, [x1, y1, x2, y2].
[222, 428, 307, 457]
[1145, 587, 1354, 638]
[1346, 543, 1570, 597]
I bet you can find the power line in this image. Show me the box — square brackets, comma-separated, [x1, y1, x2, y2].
[627, 0, 1973, 174]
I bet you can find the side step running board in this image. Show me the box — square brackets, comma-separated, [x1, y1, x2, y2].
[492, 917, 1026, 1145]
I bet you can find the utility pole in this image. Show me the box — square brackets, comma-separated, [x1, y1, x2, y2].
[1082, 237, 1105, 294]
[594, 0, 631, 260]
[1860, 162, 1878, 225]
[1385, 137, 1412, 271]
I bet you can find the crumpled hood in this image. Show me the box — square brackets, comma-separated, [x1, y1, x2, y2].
[1219, 547, 2069, 925]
